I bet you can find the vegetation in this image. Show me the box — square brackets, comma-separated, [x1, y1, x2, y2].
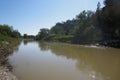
[23, 34, 35, 39]
[0, 34, 13, 41]
[100, 0, 120, 40]
[36, 28, 49, 40]
[36, 0, 120, 48]
[0, 24, 21, 66]
[0, 24, 21, 41]
[0, 0, 119, 48]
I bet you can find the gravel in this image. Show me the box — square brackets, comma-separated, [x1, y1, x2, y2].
[0, 66, 18, 80]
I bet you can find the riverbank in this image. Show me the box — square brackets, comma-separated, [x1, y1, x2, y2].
[0, 65, 18, 80]
[41, 37, 120, 49]
[44, 40, 120, 49]
[0, 40, 20, 80]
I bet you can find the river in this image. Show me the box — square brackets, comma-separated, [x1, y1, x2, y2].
[8, 41, 120, 80]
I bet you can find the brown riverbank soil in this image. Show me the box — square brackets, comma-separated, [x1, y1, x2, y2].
[0, 41, 20, 80]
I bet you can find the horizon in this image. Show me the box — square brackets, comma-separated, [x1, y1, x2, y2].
[0, 0, 104, 35]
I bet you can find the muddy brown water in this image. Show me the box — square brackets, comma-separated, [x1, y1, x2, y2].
[8, 41, 120, 80]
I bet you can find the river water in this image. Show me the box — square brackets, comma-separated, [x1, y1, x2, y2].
[8, 41, 120, 80]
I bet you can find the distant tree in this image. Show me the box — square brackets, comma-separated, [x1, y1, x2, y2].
[36, 28, 49, 40]
[23, 34, 35, 39]
[50, 23, 64, 35]
[23, 34, 28, 38]
[11, 30, 21, 38]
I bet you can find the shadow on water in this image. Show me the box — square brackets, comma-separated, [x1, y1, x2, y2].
[38, 41, 120, 80]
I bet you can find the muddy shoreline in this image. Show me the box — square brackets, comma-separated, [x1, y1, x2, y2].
[0, 65, 18, 80]
[0, 41, 20, 80]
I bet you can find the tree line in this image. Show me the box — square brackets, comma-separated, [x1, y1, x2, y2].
[0, 24, 21, 41]
[0, 0, 119, 47]
[36, 0, 120, 47]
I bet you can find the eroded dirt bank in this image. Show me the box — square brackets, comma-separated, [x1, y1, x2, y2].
[0, 41, 20, 80]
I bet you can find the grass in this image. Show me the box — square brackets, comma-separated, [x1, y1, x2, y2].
[46, 34, 74, 43]
[0, 34, 14, 41]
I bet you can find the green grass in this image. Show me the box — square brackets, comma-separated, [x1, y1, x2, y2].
[0, 34, 14, 41]
[47, 34, 74, 42]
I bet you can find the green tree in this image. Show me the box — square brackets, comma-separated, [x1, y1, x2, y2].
[0, 24, 21, 40]
[0, 24, 12, 36]
[100, 0, 120, 40]
[23, 34, 28, 38]
[73, 10, 99, 44]
[36, 28, 49, 40]
[50, 19, 76, 35]
[11, 30, 21, 38]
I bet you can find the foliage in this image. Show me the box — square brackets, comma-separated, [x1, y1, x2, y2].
[23, 34, 35, 39]
[23, 34, 28, 38]
[0, 34, 14, 41]
[36, 28, 50, 40]
[11, 30, 21, 38]
[47, 35, 74, 42]
[0, 24, 21, 41]
[50, 20, 77, 35]
[73, 10, 101, 44]
[36, 0, 120, 47]
[100, 0, 120, 40]
[0, 24, 12, 36]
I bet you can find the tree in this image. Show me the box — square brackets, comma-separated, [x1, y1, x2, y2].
[100, 0, 120, 40]
[0, 24, 12, 36]
[73, 10, 99, 44]
[23, 34, 28, 38]
[96, 2, 101, 27]
[11, 30, 21, 38]
[50, 19, 76, 35]
[36, 28, 50, 40]
[0, 24, 21, 38]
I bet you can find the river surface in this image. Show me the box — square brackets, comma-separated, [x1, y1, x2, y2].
[8, 41, 120, 80]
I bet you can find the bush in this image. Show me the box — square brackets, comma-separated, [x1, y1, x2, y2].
[46, 34, 74, 42]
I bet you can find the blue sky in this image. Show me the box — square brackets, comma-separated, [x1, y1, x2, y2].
[0, 0, 104, 35]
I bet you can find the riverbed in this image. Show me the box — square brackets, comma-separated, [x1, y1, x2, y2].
[8, 41, 120, 80]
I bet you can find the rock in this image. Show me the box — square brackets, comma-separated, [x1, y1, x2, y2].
[0, 66, 18, 80]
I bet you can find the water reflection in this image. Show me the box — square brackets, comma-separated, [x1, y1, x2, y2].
[23, 39, 35, 45]
[13, 41, 21, 53]
[8, 41, 120, 80]
[38, 41, 49, 51]
[38, 42, 120, 80]
[23, 40, 28, 45]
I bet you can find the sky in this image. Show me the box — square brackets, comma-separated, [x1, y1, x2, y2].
[0, 0, 104, 35]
